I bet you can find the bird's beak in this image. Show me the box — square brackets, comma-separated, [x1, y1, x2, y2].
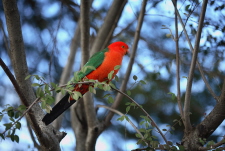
[126, 49, 129, 55]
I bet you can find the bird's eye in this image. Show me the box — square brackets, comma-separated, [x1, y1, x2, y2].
[121, 45, 125, 48]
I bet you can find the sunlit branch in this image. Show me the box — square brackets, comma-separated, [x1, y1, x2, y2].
[97, 105, 148, 146]
[111, 87, 169, 145]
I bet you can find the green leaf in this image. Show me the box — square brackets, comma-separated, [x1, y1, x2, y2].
[139, 121, 145, 126]
[139, 80, 146, 84]
[25, 75, 31, 80]
[182, 76, 188, 79]
[136, 139, 143, 145]
[45, 104, 52, 113]
[178, 145, 185, 151]
[108, 70, 114, 80]
[133, 75, 138, 81]
[117, 116, 125, 121]
[7, 110, 14, 118]
[61, 89, 66, 95]
[103, 84, 111, 91]
[124, 115, 129, 121]
[126, 106, 130, 113]
[7, 106, 14, 111]
[45, 95, 54, 105]
[103, 94, 111, 98]
[135, 133, 141, 138]
[14, 135, 19, 143]
[130, 102, 136, 107]
[125, 102, 130, 105]
[144, 133, 149, 139]
[107, 96, 114, 104]
[185, 4, 190, 11]
[0, 114, 3, 122]
[0, 133, 5, 140]
[15, 112, 21, 119]
[11, 128, 16, 136]
[44, 84, 50, 94]
[114, 65, 121, 70]
[114, 75, 119, 82]
[9, 117, 15, 122]
[89, 86, 96, 94]
[109, 82, 116, 89]
[36, 87, 44, 98]
[33, 75, 41, 80]
[166, 33, 171, 38]
[168, 92, 177, 101]
[126, 90, 131, 96]
[139, 128, 146, 132]
[4, 123, 12, 131]
[31, 83, 40, 87]
[41, 101, 46, 109]
[10, 134, 14, 142]
[17, 105, 26, 112]
[50, 82, 57, 89]
[55, 86, 62, 93]
[16, 122, 21, 130]
[72, 91, 82, 100]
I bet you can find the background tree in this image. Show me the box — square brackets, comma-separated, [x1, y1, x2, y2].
[1, 0, 225, 150]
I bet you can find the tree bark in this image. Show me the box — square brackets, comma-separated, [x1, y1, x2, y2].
[3, 0, 64, 150]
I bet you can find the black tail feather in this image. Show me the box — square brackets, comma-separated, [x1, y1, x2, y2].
[42, 93, 76, 125]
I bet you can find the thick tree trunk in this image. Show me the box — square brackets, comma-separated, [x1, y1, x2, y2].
[3, 0, 64, 150]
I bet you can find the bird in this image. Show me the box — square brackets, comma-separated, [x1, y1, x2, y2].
[42, 41, 129, 125]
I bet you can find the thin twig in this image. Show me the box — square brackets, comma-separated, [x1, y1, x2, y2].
[172, 0, 218, 100]
[171, 0, 218, 101]
[172, 0, 211, 133]
[174, 0, 184, 123]
[198, 135, 225, 150]
[111, 87, 169, 145]
[97, 105, 148, 146]
[1, 97, 41, 135]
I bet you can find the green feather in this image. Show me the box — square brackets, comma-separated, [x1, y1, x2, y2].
[78, 48, 109, 79]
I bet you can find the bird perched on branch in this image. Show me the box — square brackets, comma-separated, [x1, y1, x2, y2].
[42, 41, 129, 125]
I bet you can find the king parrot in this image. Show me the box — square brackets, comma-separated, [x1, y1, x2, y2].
[42, 41, 129, 125]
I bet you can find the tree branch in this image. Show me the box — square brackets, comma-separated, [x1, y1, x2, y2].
[81, 0, 99, 147]
[198, 135, 225, 150]
[183, 0, 208, 133]
[104, 0, 147, 127]
[174, 0, 184, 122]
[97, 105, 148, 146]
[111, 87, 168, 145]
[171, 0, 218, 103]
[90, 0, 127, 55]
[172, 0, 210, 133]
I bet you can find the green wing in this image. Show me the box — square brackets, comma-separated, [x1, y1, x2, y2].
[78, 48, 109, 79]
